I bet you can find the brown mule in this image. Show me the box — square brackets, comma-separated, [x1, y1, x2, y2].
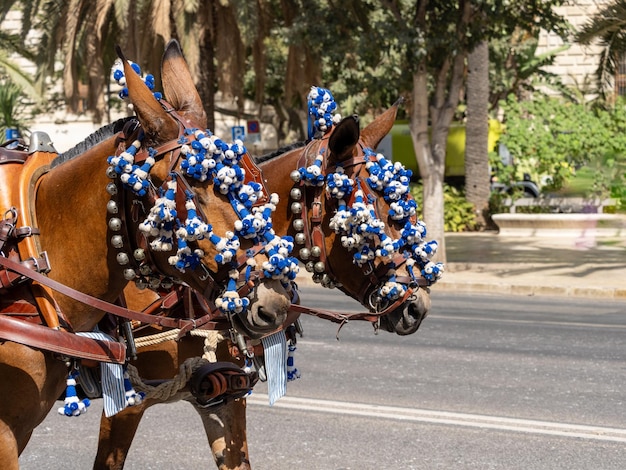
[92, 100, 438, 470]
[260, 103, 433, 335]
[0, 40, 294, 470]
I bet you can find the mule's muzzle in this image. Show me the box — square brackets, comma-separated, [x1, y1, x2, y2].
[378, 289, 431, 336]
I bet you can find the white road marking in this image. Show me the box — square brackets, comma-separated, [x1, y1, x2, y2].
[248, 394, 626, 443]
[430, 314, 626, 329]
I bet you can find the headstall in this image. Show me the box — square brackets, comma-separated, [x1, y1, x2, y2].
[105, 105, 299, 332]
[285, 87, 444, 324]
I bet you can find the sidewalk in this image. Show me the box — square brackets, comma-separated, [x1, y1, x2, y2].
[438, 232, 626, 299]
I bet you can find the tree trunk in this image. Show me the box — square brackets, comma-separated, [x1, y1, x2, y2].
[465, 39, 490, 228]
[214, 2, 245, 115]
[197, 2, 216, 131]
[85, 13, 105, 124]
[410, 68, 447, 264]
[253, 0, 270, 106]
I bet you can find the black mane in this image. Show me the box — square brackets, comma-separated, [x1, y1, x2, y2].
[254, 141, 306, 164]
[51, 117, 136, 169]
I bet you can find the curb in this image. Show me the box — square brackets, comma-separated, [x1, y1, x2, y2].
[296, 270, 626, 299]
[433, 280, 626, 299]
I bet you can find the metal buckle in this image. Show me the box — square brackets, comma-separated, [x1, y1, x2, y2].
[362, 261, 374, 276]
[32, 251, 51, 274]
[3, 207, 18, 224]
[197, 263, 211, 281]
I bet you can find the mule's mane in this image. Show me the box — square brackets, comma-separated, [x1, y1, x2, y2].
[254, 141, 306, 164]
[52, 117, 136, 169]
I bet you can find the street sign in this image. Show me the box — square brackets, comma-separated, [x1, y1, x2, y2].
[231, 125, 245, 141]
[246, 119, 261, 144]
[5, 128, 19, 140]
[247, 120, 260, 134]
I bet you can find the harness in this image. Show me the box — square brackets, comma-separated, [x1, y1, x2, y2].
[0, 111, 292, 365]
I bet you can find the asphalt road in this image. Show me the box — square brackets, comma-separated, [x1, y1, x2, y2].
[19, 288, 626, 469]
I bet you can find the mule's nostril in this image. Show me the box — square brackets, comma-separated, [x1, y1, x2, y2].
[255, 307, 275, 325]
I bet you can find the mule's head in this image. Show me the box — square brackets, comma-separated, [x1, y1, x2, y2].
[284, 97, 442, 335]
[115, 40, 294, 339]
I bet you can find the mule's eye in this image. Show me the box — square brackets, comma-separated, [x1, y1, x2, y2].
[195, 191, 209, 206]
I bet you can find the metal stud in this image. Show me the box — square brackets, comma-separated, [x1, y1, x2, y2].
[116, 252, 129, 265]
[149, 278, 161, 289]
[135, 279, 147, 290]
[106, 166, 118, 179]
[299, 247, 310, 260]
[108, 218, 122, 231]
[290, 188, 302, 200]
[139, 264, 152, 276]
[314, 261, 325, 273]
[106, 183, 118, 195]
[310, 246, 321, 258]
[107, 200, 119, 214]
[161, 278, 174, 289]
[123, 269, 137, 280]
[295, 233, 306, 245]
[292, 219, 304, 231]
[290, 170, 301, 183]
[110, 235, 124, 248]
[305, 261, 315, 272]
[133, 248, 146, 261]
[290, 202, 302, 214]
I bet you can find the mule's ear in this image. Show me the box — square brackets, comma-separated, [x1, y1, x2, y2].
[161, 39, 207, 129]
[361, 97, 403, 150]
[116, 45, 179, 142]
[328, 115, 360, 163]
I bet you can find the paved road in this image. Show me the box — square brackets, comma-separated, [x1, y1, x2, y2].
[19, 288, 626, 469]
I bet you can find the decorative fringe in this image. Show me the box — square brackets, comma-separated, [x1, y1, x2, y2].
[300, 87, 445, 296]
[58, 370, 90, 417]
[287, 343, 301, 382]
[307, 86, 341, 139]
[109, 66, 301, 293]
[123, 367, 145, 406]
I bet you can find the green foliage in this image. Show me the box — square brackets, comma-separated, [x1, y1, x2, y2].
[410, 183, 477, 232]
[494, 94, 626, 212]
[0, 81, 28, 141]
[583, 151, 626, 211]
[495, 94, 626, 198]
[488, 36, 570, 108]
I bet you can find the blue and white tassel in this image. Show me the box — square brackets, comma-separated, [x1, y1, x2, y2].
[58, 370, 90, 417]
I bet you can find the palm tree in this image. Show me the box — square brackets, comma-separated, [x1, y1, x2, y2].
[0, 81, 28, 140]
[0, 4, 41, 102]
[576, 0, 626, 99]
[8, 0, 253, 128]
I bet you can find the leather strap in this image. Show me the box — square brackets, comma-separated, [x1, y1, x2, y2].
[0, 254, 213, 330]
[289, 286, 412, 326]
[17, 149, 61, 329]
[0, 315, 126, 364]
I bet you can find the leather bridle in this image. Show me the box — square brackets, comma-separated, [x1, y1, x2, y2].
[288, 130, 428, 328]
[107, 107, 297, 334]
